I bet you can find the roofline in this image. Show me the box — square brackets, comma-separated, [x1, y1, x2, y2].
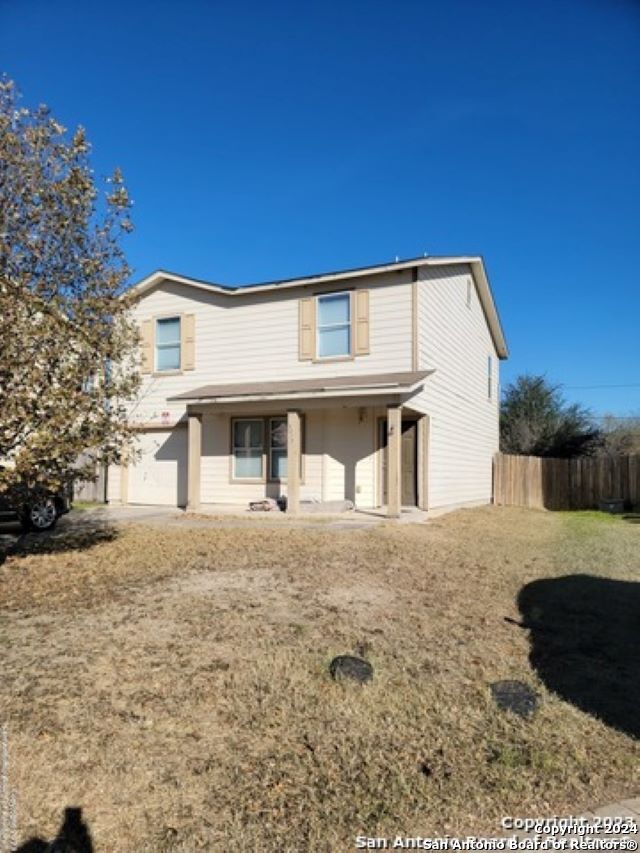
[130, 255, 508, 359]
[131, 256, 480, 296]
[467, 258, 509, 359]
[169, 374, 432, 406]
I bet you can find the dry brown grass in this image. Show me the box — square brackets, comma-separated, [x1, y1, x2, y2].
[1, 507, 638, 850]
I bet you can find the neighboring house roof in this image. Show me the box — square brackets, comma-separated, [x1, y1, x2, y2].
[169, 370, 434, 405]
[131, 255, 508, 359]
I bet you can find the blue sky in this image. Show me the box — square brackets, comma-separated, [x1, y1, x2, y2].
[2, 0, 639, 415]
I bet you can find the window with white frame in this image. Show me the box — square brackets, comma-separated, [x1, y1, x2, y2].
[232, 419, 264, 479]
[155, 317, 181, 371]
[232, 417, 303, 481]
[317, 292, 351, 358]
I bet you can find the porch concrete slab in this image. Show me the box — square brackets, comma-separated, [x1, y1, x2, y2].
[192, 503, 382, 523]
[184, 504, 384, 530]
[354, 507, 428, 523]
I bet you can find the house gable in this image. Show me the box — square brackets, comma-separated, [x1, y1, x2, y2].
[128, 267, 415, 427]
[131, 255, 508, 360]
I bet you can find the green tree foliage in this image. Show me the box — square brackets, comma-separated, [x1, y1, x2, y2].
[0, 78, 140, 500]
[500, 375, 600, 458]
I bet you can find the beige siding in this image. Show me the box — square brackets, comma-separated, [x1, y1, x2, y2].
[322, 407, 377, 507]
[127, 271, 413, 426]
[200, 410, 324, 504]
[198, 407, 377, 509]
[411, 264, 500, 510]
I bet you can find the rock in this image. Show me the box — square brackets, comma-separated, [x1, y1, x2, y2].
[490, 680, 539, 718]
[329, 655, 373, 683]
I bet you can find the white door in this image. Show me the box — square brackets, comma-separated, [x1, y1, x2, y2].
[128, 428, 188, 506]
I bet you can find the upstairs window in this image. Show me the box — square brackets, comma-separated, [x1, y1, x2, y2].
[155, 317, 181, 371]
[317, 292, 351, 358]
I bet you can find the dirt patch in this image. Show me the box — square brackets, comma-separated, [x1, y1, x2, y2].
[0, 507, 638, 850]
[317, 579, 396, 615]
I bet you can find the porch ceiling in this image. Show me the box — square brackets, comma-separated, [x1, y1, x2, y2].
[169, 370, 434, 405]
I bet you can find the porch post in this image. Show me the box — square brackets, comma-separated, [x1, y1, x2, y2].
[187, 411, 202, 512]
[287, 409, 301, 515]
[417, 414, 430, 511]
[387, 405, 402, 518]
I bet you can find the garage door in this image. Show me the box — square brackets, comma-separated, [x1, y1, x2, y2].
[128, 428, 188, 506]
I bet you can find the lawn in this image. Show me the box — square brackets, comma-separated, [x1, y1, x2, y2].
[1, 507, 638, 850]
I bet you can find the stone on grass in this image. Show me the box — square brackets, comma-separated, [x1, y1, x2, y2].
[490, 680, 539, 718]
[329, 655, 373, 684]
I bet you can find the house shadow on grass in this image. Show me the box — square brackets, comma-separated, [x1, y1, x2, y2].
[16, 806, 93, 852]
[518, 574, 640, 739]
[0, 515, 118, 566]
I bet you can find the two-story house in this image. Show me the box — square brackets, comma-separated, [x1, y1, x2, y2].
[107, 256, 508, 517]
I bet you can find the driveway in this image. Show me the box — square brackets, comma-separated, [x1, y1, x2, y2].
[0, 506, 175, 555]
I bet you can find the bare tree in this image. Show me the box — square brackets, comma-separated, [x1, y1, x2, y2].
[596, 414, 640, 456]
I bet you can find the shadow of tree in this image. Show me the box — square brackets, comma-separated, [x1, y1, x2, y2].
[518, 574, 640, 739]
[0, 515, 118, 566]
[16, 806, 93, 852]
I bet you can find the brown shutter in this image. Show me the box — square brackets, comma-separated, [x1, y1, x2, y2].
[354, 289, 370, 356]
[140, 319, 153, 374]
[299, 297, 315, 360]
[182, 314, 196, 370]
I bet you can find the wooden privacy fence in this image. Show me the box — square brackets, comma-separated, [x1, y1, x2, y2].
[73, 466, 107, 503]
[73, 452, 107, 503]
[493, 453, 640, 510]
[73, 469, 107, 503]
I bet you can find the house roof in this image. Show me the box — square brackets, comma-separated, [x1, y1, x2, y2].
[169, 370, 434, 405]
[131, 255, 508, 359]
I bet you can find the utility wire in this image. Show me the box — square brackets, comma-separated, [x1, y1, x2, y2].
[562, 383, 640, 390]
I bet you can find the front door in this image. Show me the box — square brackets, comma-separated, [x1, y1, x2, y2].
[379, 419, 417, 507]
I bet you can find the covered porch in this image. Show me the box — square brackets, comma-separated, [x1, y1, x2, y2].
[171, 371, 433, 519]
